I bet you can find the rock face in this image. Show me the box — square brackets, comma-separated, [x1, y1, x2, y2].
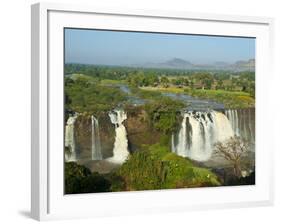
[124, 106, 162, 151]
[71, 107, 164, 160]
[75, 115, 91, 159]
[74, 112, 115, 160]
[98, 113, 116, 158]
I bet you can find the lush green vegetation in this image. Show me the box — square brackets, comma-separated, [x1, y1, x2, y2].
[64, 64, 255, 193]
[140, 86, 254, 109]
[65, 145, 221, 194]
[65, 162, 111, 194]
[118, 144, 220, 191]
[144, 97, 184, 134]
[65, 64, 255, 110]
[184, 88, 254, 109]
[65, 76, 127, 113]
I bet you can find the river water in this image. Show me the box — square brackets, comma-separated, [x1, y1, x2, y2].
[117, 84, 224, 110]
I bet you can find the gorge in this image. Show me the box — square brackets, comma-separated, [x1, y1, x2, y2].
[64, 107, 255, 166]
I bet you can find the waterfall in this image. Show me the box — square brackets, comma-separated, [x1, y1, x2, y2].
[225, 109, 239, 136]
[107, 109, 129, 163]
[91, 115, 103, 160]
[65, 114, 78, 162]
[172, 111, 234, 161]
[225, 108, 255, 149]
[171, 133, 176, 153]
[176, 114, 188, 157]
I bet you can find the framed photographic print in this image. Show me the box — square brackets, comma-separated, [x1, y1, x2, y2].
[31, 2, 274, 221]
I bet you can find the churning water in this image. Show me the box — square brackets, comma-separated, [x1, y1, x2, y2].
[107, 109, 129, 163]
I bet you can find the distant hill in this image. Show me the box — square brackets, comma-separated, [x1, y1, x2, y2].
[161, 58, 193, 68]
[132, 58, 255, 71]
[231, 59, 255, 71]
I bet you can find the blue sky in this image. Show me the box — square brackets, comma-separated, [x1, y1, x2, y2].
[65, 28, 255, 65]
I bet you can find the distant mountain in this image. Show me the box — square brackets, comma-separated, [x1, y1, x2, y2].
[231, 59, 255, 71]
[161, 58, 193, 68]
[132, 58, 255, 71]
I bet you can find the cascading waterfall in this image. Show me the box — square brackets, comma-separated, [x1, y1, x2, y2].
[91, 115, 103, 160]
[65, 114, 78, 162]
[172, 111, 234, 161]
[225, 109, 239, 136]
[225, 108, 255, 148]
[107, 109, 129, 163]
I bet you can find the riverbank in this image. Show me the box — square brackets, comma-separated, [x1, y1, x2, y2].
[140, 86, 255, 109]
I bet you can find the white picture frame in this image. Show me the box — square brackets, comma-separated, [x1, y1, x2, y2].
[31, 2, 274, 221]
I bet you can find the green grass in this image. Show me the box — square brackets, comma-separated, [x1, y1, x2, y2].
[140, 86, 185, 94]
[100, 79, 126, 85]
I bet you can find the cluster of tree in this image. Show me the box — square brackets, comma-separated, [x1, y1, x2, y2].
[126, 71, 159, 87]
[125, 69, 254, 95]
[65, 76, 127, 113]
[65, 63, 210, 79]
[65, 64, 130, 80]
[144, 97, 184, 134]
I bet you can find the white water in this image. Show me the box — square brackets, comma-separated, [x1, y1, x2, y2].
[65, 114, 78, 162]
[91, 115, 103, 160]
[108, 109, 129, 163]
[225, 109, 239, 136]
[225, 109, 255, 148]
[172, 111, 234, 161]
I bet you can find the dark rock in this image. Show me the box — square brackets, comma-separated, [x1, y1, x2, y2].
[124, 106, 162, 150]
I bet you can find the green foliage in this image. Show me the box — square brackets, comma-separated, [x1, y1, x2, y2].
[65, 64, 255, 111]
[130, 87, 163, 100]
[160, 76, 170, 88]
[78, 173, 111, 193]
[184, 88, 255, 109]
[106, 173, 126, 192]
[144, 97, 184, 134]
[118, 150, 164, 190]
[65, 76, 126, 113]
[116, 144, 220, 191]
[65, 162, 91, 178]
[127, 71, 159, 87]
[65, 162, 111, 194]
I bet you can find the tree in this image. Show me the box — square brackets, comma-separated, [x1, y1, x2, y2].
[213, 136, 249, 177]
[216, 79, 224, 90]
[64, 162, 111, 194]
[145, 97, 184, 134]
[160, 76, 170, 88]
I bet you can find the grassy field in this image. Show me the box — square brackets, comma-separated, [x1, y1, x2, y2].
[99, 79, 126, 85]
[141, 86, 185, 94]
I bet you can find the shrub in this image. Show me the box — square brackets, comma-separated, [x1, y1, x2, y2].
[64, 162, 111, 194]
[116, 144, 220, 191]
[145, 97, 184, 134]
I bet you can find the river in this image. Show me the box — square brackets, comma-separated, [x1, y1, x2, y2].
[117, 83, 224, 110]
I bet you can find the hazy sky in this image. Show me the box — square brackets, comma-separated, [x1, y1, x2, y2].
[65, 28, 255, 65]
